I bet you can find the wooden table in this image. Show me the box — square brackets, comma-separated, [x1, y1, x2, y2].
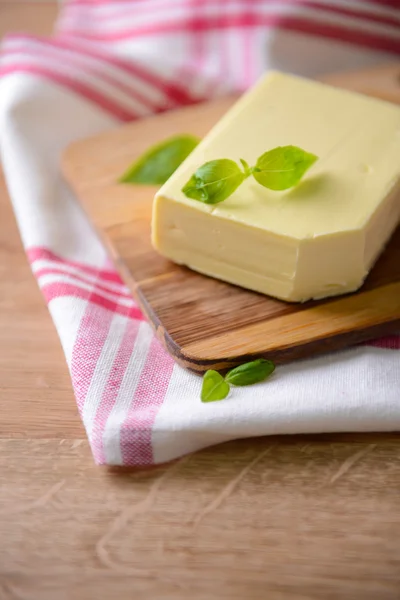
[1, 4, 400, 599]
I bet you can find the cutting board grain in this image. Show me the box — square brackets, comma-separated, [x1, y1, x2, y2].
[62, 64, 400, 372]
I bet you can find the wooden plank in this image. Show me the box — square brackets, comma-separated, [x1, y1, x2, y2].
[2, 436, 400, 600]
[62, 65, 400, 372]
[0, 2, 59, 40]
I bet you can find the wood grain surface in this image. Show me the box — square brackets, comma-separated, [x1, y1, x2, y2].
[2, 6, 400, 599]
[0, 2, 59, 40]
[62, 65, 400, 372]
[2, 435, 400, 600]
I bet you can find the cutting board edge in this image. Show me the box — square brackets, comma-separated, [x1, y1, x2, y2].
[134, 274, 400, 371]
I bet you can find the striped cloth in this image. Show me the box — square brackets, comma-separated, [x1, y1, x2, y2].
[0, 0, 399, 466]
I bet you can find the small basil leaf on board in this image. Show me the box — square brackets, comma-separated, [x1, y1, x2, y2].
[225, 359, 275, 386]
[182, 159, 245, 204]
[253, 145, 318, 191]
[201, 370, 230, 402]
[119, 134, 200, 185]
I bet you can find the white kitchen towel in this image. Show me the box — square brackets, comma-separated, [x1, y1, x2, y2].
[0, 0, 399, 465]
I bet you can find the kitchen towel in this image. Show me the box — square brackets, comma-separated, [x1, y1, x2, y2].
[0, 0, 399, 466]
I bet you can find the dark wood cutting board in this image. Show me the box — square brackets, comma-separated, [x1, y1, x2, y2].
[62, 64, 400, 372]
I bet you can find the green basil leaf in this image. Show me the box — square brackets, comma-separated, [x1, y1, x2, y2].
[119, 134, 200, 185]
[253, 145, 317, 191]
[201, 370, 230, 402]
[182, 159, 245, 204]
[225, 359, 275, 386]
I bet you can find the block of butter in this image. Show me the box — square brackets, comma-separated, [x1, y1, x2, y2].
[152, 72, 400, 302]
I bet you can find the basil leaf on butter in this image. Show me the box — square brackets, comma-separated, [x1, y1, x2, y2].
[119, 134, 200, 185]
[253, 145, 317, 191]
[225, 358, 275, 386]
[182, 159, 245, 204]
[201, 370, 230, 402]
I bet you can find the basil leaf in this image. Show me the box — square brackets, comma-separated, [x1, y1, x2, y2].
[225, 359, 275, 386]
[201, 370, 230, 402]
[182, 159, 245, 204]
[119, 134, 200, 185]
[253, 145, 317, 191]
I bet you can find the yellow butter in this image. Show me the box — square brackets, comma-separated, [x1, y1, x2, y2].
[152, 72, 400, 302]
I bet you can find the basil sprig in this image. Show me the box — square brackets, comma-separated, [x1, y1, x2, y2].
[183, 145, 317, 204]
[201, 358, 275, 403]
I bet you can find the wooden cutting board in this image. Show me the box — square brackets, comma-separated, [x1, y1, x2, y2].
[62, 64, 400, 372]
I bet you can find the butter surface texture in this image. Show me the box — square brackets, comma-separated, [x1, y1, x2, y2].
[152, 72, 400, 302]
